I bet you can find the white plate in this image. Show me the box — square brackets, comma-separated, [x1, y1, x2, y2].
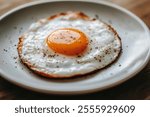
[0, 0, 150, 94]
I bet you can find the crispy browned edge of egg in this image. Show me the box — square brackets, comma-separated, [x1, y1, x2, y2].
[17, 11, 122, 79]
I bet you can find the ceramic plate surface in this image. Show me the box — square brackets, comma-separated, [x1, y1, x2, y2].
[0, 0, 150, 94]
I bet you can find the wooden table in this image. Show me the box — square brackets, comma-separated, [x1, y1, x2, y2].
[0, 0, 150, 100]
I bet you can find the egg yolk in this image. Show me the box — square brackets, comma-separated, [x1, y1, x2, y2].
[46, 28, 88, 56]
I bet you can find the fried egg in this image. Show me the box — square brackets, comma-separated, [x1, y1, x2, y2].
[18, 12, 121, 78]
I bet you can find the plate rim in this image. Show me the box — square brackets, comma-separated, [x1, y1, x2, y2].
[0, 0, 150, 94]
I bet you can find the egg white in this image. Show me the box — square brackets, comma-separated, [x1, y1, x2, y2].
[19, 13, 121, 77]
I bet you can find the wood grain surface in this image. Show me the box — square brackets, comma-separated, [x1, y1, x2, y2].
[0, 0, 150, 100]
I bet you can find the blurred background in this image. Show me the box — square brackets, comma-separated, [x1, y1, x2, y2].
[0, 0, 150, 100]
[0, 0, 149, 26]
